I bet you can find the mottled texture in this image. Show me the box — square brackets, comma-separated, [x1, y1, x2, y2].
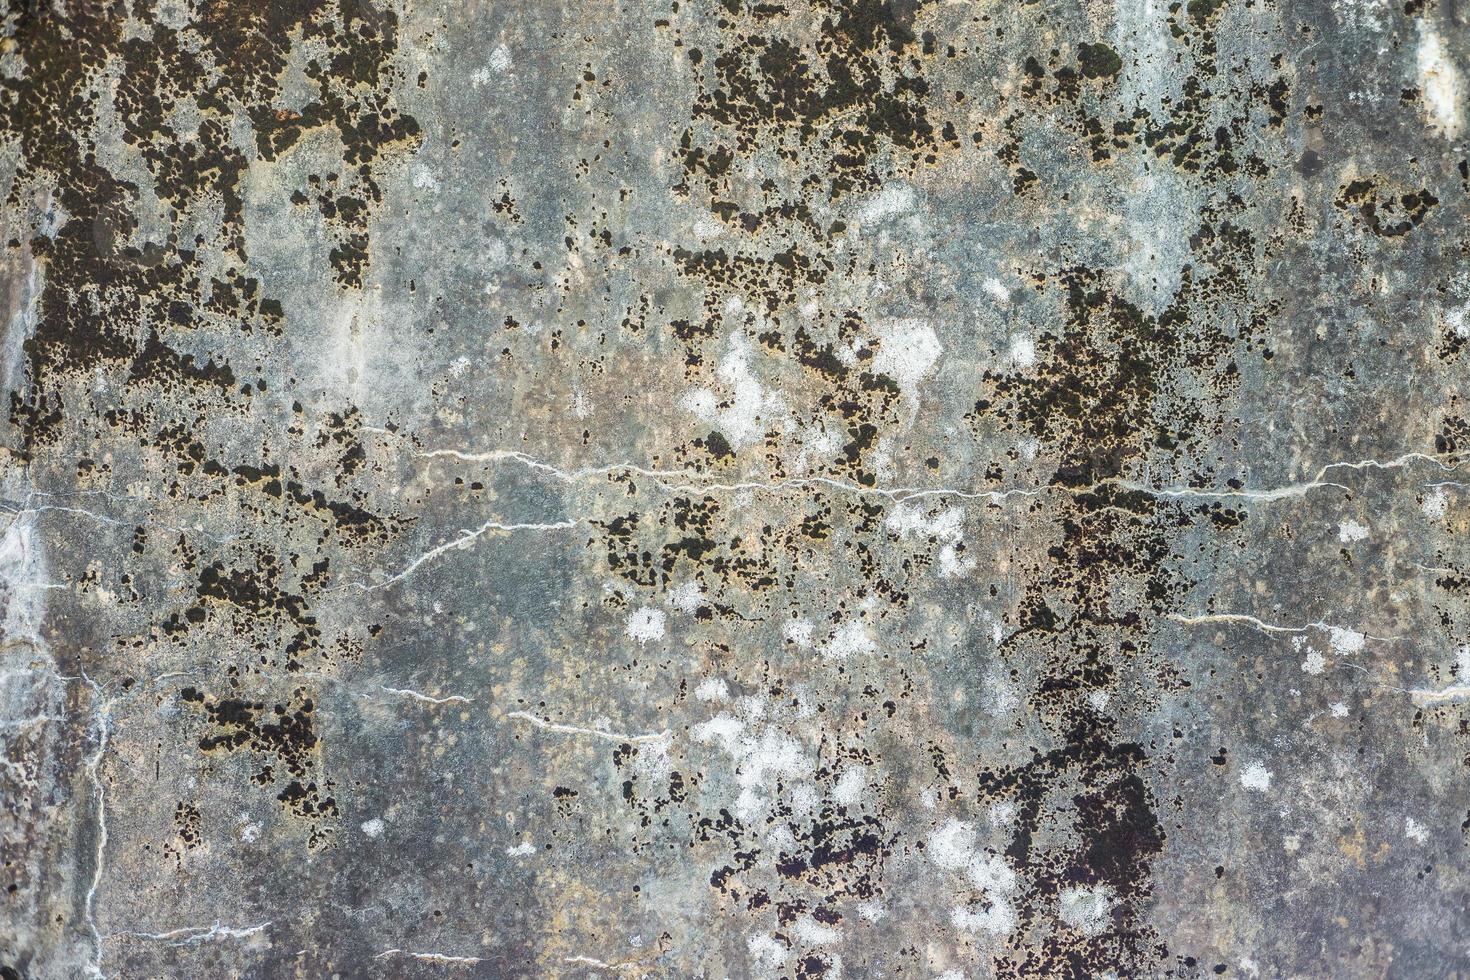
[1, 0, 1468, 977]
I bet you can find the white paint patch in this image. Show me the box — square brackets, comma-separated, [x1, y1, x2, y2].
[634, 732, 673, 780]
[832, 768, 866, 806]
[950, 900, 1017, 936]
[1239, 762, 1273, 792]
[1336, 0, 1389, 33]
[695, 677, 729, 702]
[1448, 301, 1470, 340]
[984, 613, 1005, 649]
[1301, 649, 1326, 676]
[789, 784, 820, 815]
[747, 933, 788, 966]
[986, 673, 1019, 715]
[789, 418, 843, 476]
[887, 504, 973, 578]
[872, 318, 942, 406]
[360, 817, 385, 838]
[823, 619, 877, 660]
[695, 715, 809, 819]
[1330, 701, 1349, 718]
[692, 216, 725, 240]
[471, 45, 513, 86]
[966, 852, 1016, 895]
[310, 288, 389, 409]
[928, 819, 1020, 936]
[1058, 885, 1114, 936]
[858, 184, 916, 223]
[667, 581, 703, 613]
[624, 607, 666, 645]
[870, 434, 897, 483]
[736, 696, 766, 721]
[887, 504, 964, 541]
[1405, 817, 1429, 843]
[1423, 487, 1448, 518]
[1337, 520, 1369, 543]
[692, 713, 745, 750]
[680, 332, 783, 449]
[1120, 167, 1194, 312]
[479, 239, 509, 273]
[928, 818, 978, 870]
[505, 841, 535, 857]
[681, 387, 717, 417]
[793, 916, 842, 945]
[1418, 27, 1464, 138]
[1329, 628, 1365, 656]
[0, 515, 51, 642]
[735, 730, 808, 818]
[1008, 333, 1036, 368]
[783, 618, 815, 647]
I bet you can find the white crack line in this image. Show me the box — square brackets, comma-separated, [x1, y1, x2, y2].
[418, 448, 1032, 504]
[564, 953, 645, 971]
[25, 671, 275, 972]
[1407, 682, 1470, 706]
[564, 934, 672, 970]
[1333, 661, 1412, 696]
[80, 669, 110, 980]
[420, 448, 689, 482]
[417, 446, 1457, 506]
[375, 948, 484, 965]
[0, 665, 119, 972]
[132, 669, 476, 710]
[107, 920, 272, 946]
[0, 498, 239, 546]
[659, 475, 1033, 504]
[506, 710, 670, 745]
[0, 712, 66, 730]
[1113, 453, 1458, 502]
[1171, 614, 1452, 702]
[335, 518, 579, 592]
[1168, 612, 1305, 635]
[1107, 477, 1347, 501]
[0, 573, 66, 591]
[380, 686, 474, 705]
[1167, 613, 1399, 643]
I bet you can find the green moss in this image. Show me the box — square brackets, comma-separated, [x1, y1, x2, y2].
[1187, 0, 1226, 21]
[1078, 42, 1123, 79]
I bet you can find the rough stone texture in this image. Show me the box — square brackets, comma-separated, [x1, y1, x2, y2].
[1, 0, 1469, 977]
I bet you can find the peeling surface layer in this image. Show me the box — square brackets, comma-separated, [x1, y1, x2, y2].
[2, 0, 1469, 976]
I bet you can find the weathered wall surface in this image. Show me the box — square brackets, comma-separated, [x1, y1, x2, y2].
[1, 0, 1468, 976]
